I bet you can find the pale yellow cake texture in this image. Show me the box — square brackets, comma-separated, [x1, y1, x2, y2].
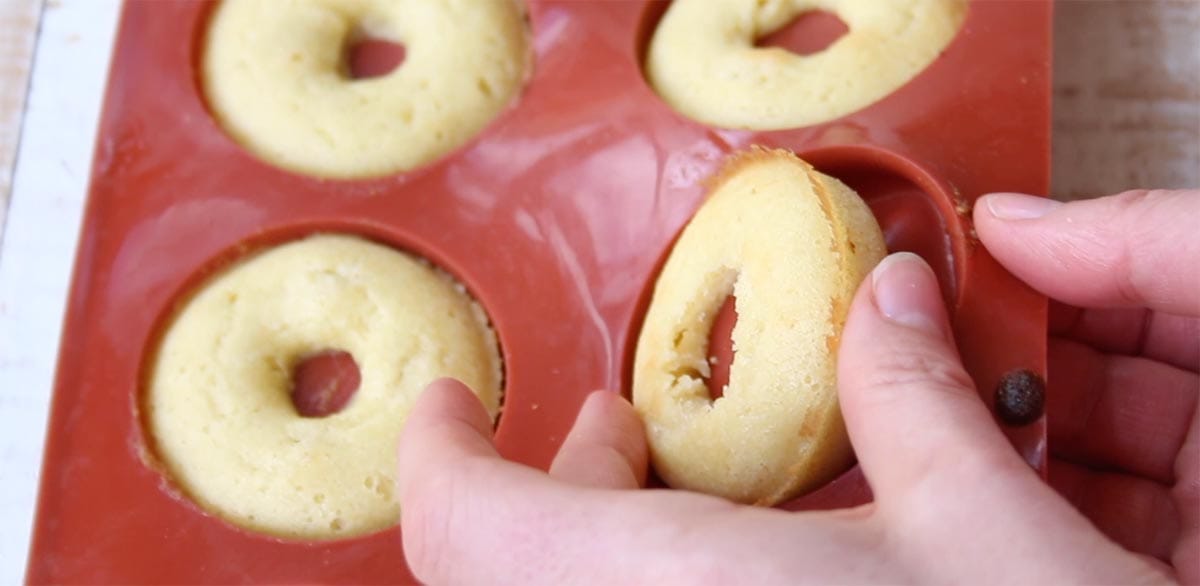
[633, 148, 886, 505]
[202, 0, 530, 179]
[146, 235, 502, 540]
[646, 0, 968, 130]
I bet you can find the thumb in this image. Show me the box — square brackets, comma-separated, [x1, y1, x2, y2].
[837, 252, 1032, 514]
[837, 253, 1173, 586]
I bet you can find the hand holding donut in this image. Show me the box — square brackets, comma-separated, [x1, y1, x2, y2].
[396, 189, 1198, 584]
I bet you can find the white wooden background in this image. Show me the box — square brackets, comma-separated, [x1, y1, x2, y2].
[1, 1, 121, 580]
[0, 1, 1197, 582]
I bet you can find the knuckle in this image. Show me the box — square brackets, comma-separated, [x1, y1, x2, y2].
[1103, 188, 1182, 224]
[1105, 188, 1155, 212]
[1104, 189, 1185, 306]
[1177, 411, 1200, 502]
[1173, 466, 1199, 511]
[857, 347, 976, 398]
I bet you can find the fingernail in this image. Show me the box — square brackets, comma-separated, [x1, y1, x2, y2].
[984, 192, 1062, 220]
[871, 252, 945, 337]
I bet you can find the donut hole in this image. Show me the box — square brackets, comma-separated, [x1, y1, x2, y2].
[344, 37, 406, 80]
[755, 10, 849, 57]
[290, 350, 362, 418]
[704, 295, 738, 401]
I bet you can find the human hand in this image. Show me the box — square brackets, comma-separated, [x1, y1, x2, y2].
[974, 189, 1198, 583]
[394, 189, 1196, 584]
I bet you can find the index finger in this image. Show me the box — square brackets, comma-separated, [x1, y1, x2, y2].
[974, 189, 1200, 317]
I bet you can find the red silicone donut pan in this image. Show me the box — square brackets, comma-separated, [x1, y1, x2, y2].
[27, 1, 1051, 583]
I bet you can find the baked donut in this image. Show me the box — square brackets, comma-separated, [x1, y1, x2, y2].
[202, 0, 531, 179]
[146, 235, 502, 539]
[645, 0, 967, 130]
[632, 148, 885, 505]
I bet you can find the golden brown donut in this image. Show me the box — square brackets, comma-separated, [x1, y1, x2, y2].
[202, 0, 531, 178]
[147, 235, 502, 539]
[633, 148, 886, 505]
[645, 0, 967, 130]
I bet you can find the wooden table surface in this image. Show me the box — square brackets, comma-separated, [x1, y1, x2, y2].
[0, 1, 1197, 581]
[1053, 0, 1199, 199]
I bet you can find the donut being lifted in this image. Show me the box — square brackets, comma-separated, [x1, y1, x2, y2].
[633, 147, 886, 505]
[645, 0, 967, 130]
